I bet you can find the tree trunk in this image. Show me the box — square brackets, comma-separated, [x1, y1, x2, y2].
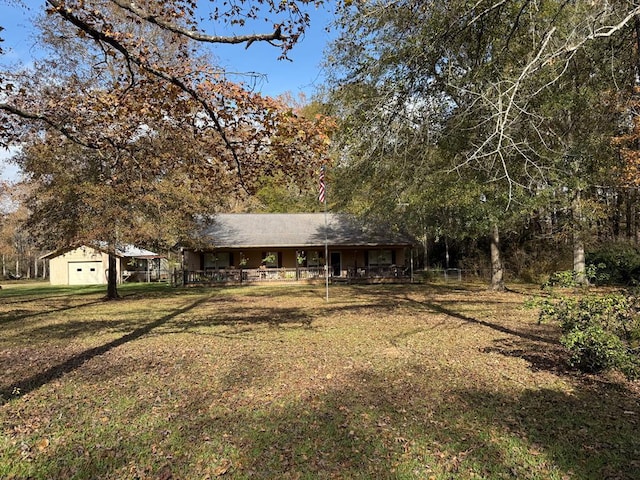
[626, 188, 633, 240]
[572, 190, 588, 285]
[106, 253, 119, 299]
[444, 237, 450, 269]
[490, 224, 505, 291]
[612, 190, 621, 239]
[572, 190, 589, 285]
[573, 237, 587, 285]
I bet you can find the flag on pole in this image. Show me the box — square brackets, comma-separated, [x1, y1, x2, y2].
[318, 166, 326, 203]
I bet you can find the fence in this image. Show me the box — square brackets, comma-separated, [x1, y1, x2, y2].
[122, 268, 171, 283]
[420, 268, 490, 282]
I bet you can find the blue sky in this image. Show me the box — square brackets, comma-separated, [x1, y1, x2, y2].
[0, 1, 336, 180]
[1, 0, 335, 96]
[212, 5, 336, 97]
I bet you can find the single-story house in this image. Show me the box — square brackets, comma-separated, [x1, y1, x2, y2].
[181, 213, 414, 284]
[43, 244, 166, 285]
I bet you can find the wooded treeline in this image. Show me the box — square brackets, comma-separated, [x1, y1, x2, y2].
[3, 1, 640, 290]
[323, 0, 640, 289]
[0, 181, 47, 279]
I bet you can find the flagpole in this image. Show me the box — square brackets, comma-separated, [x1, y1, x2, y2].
[319, 165, 329, 302]
[324, 188, 329, 303]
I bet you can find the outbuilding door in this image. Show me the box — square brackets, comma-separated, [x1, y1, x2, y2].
[68, 261, 103, 285]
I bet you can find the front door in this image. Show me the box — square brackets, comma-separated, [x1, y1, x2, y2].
[330, 252, 342, 277]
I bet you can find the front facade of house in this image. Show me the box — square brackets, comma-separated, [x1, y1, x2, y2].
[44, 245, 165, 285]
[182, 213, 413, 284]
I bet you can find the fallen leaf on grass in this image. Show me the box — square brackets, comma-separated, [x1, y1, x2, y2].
[36, 438, 49, 452]
[213, 459, 232, 476]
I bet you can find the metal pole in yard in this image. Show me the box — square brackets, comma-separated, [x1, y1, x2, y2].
[324, 206, 329, 302]
[319, 165, 329, 302]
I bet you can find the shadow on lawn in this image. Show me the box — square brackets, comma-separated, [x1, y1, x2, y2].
[167, 368, 640, 479]
[32, 362, 640, 480]
[1, 292, 320, 405]
[166, 305, 315, 333]
[484, 336, 569, 374]
[420, 297, 557, 345]
[0, 297, 108, 326]
[353, 284, 558, 346]
[3, 284, 640, 480]
[397, 289, 571, 375]
[451, 383, 640, 480]
[5, 284, 639, 479]
[0, 295, 211, 405]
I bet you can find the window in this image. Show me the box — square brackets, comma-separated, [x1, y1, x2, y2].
[308, 251, 325, 267]
[307, 251, 321, 267]
[204, 252, 231, 269]
[368, 250, 394, 266]
[262, 252, 278, 268]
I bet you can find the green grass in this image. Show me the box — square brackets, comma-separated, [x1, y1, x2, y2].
[1, 282, 638, 479]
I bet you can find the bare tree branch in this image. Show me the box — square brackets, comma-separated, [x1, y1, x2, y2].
[455, 4, 640, 203]
[107, 0, 286, 48]
[0, 102, 100, 150]
[43, 0, 255, 192]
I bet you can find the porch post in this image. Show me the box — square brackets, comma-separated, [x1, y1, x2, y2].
[181, 247, 187, 286]
[324, 218, 329, 302]
[411, 248, 414, 283]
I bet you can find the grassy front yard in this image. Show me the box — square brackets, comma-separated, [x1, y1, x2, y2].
[1, 282, 638, 479]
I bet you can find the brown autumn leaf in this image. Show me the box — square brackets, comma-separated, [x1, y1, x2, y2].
[212, 458, 232, 476]
[36, 438, 50, 452]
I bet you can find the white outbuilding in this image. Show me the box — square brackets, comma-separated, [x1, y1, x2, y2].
[42, 244, 165, 285]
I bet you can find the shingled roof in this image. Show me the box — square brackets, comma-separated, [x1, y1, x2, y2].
[198, 213, 413, 249]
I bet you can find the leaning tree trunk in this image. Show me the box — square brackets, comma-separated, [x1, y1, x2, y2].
[106, 252, 119, 300]
[490, 223, 505, 291]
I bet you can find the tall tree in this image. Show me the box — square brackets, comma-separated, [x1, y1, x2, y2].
[1, 0, 334, 297]
[326, 0, 638, 289]
[0, 181, 37, 279]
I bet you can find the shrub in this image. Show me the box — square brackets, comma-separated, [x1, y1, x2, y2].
[542, 270, 581, 289]
[561, 325, 627, 373]
[541, 264, 606, 289]
[532, 292, 640, 379]
[587, 243, 640, 285]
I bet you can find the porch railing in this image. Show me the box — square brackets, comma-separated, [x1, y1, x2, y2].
[183, 267, 325, 285]
[346, 265, 407, 279]
[182, 265, 410, 285]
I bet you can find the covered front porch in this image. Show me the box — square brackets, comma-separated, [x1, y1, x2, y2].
[181, 247, 412, 285]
